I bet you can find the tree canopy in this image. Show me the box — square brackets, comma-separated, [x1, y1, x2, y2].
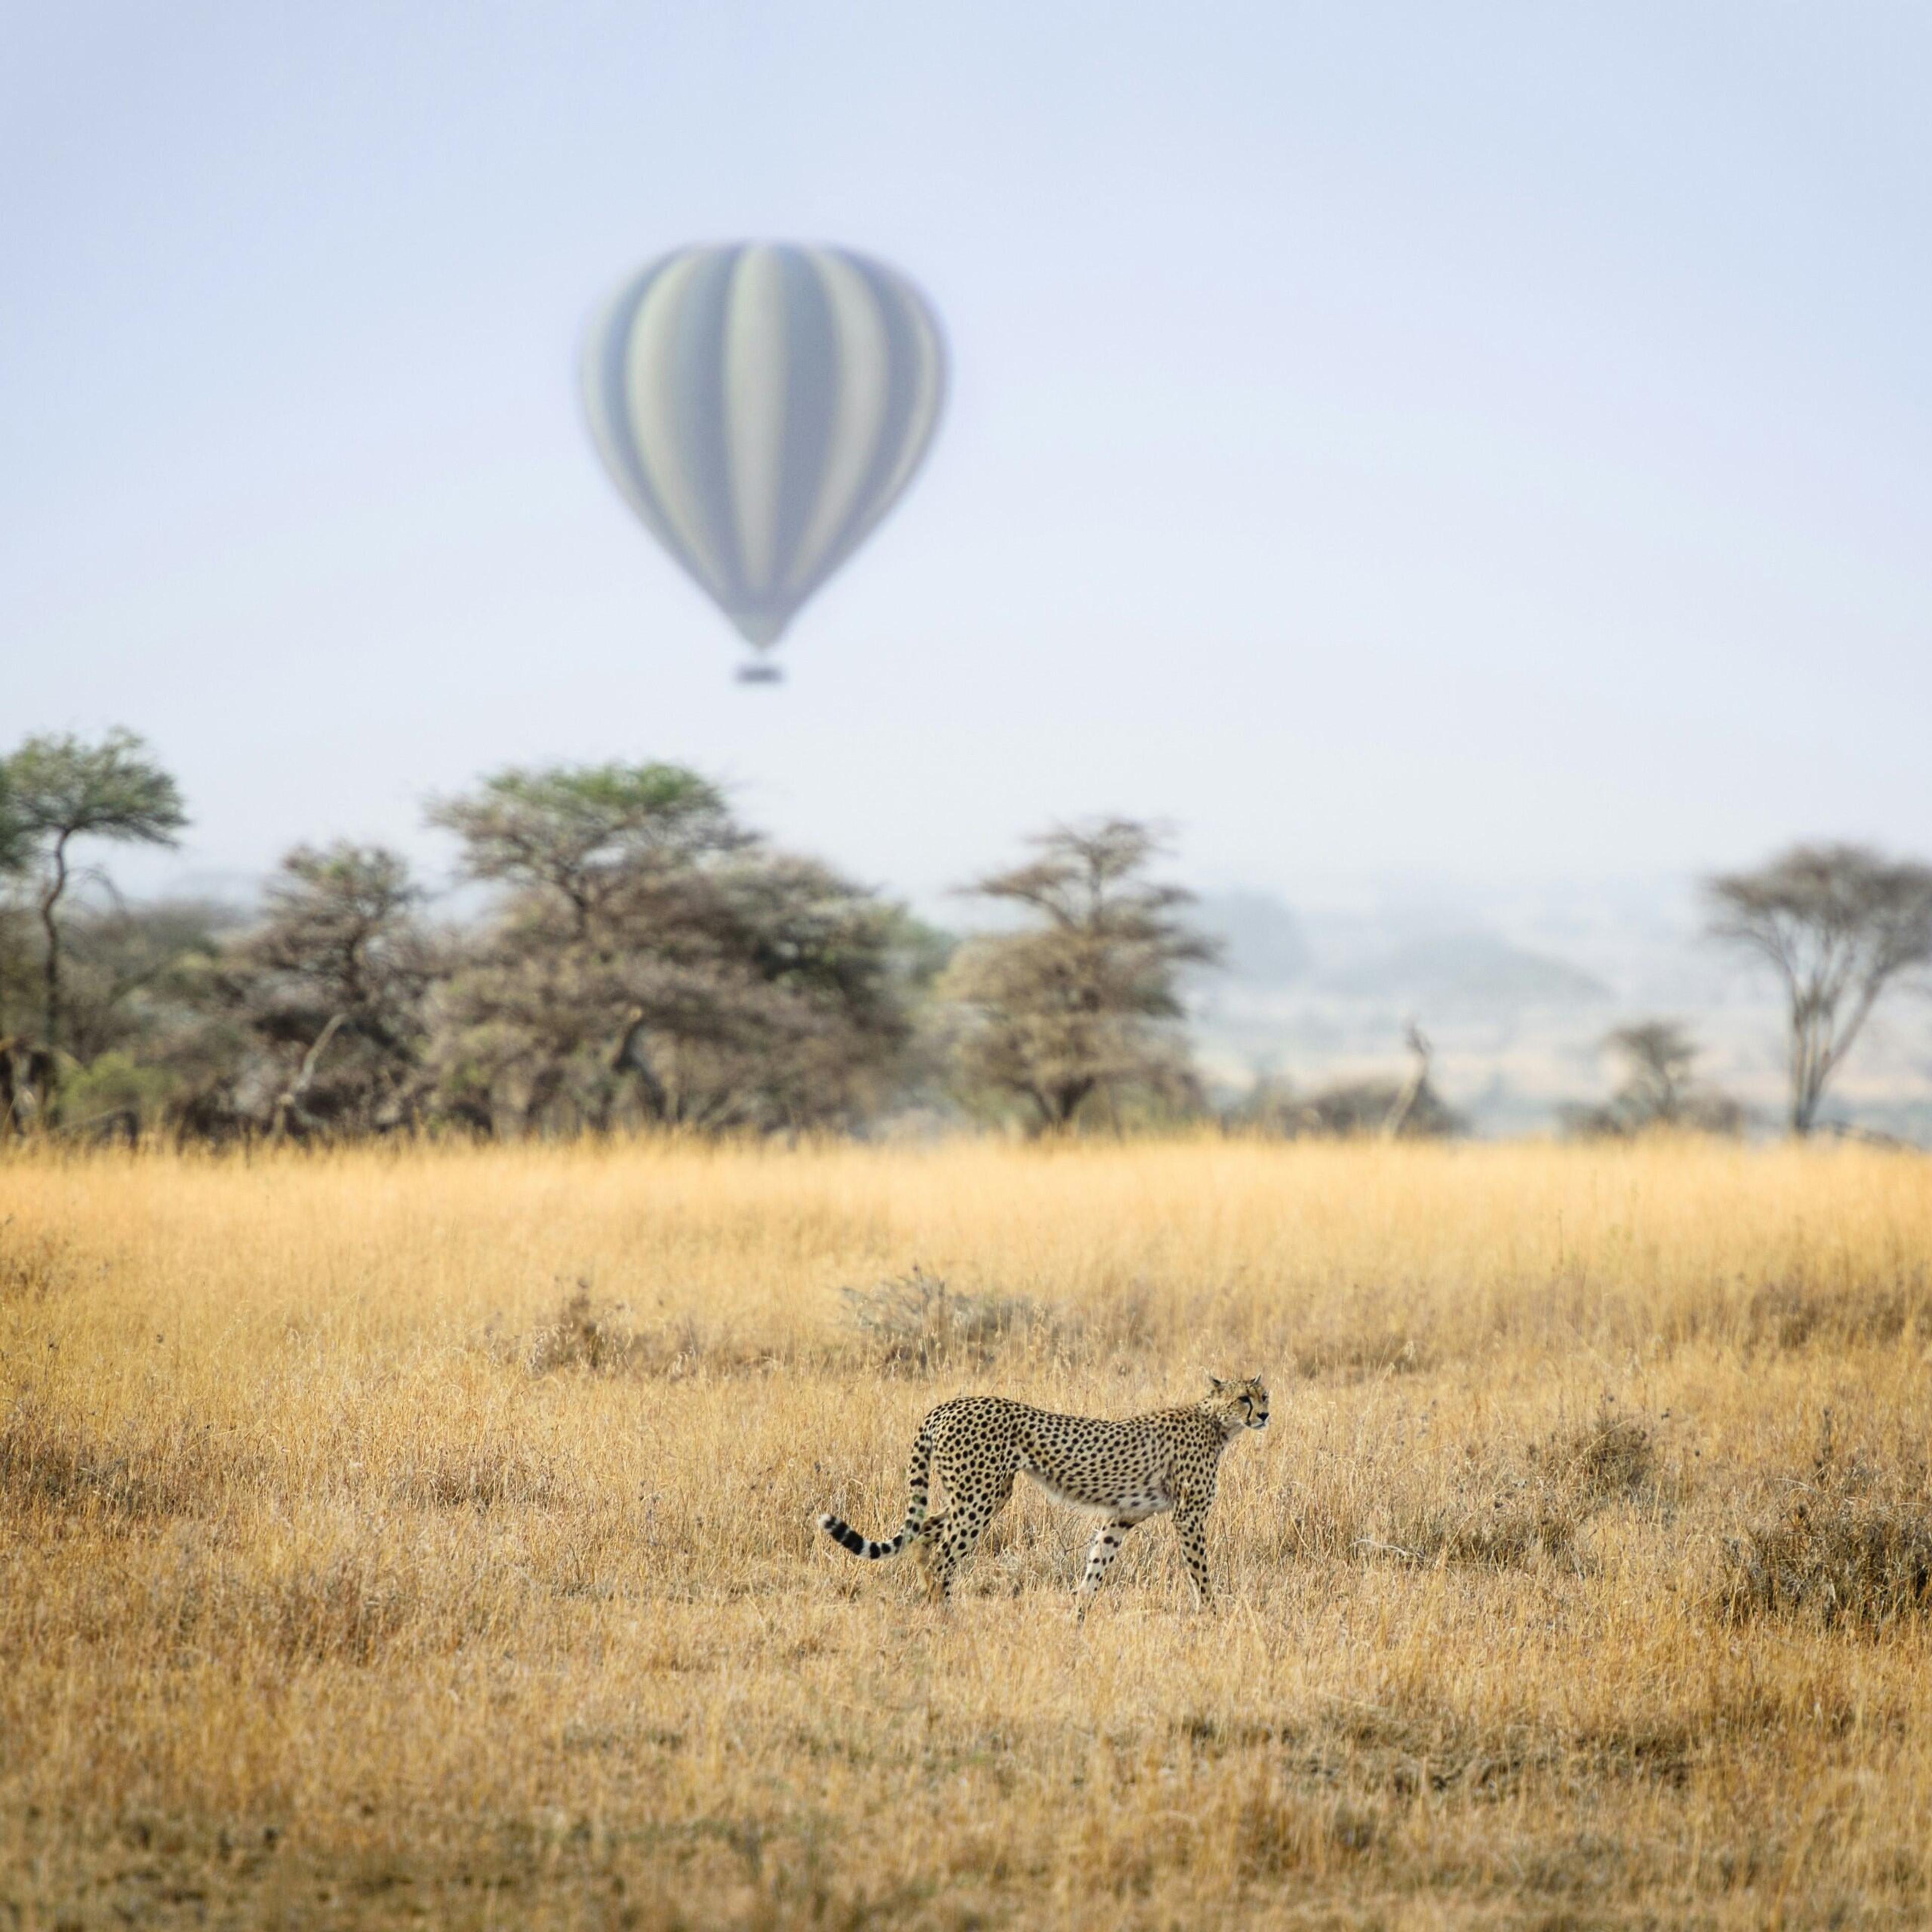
[427, 763, 742, 935]
[429, 762, 919, 1135]
[0, 730, 187, 1050]
[941, 819, 1219, 1132]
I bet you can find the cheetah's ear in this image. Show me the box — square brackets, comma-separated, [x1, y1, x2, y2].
[1206, 1374, 1226, 1393]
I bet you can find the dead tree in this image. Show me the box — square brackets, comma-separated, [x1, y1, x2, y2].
[1381, 1024, 1432, 1139]
[269, 1013, 346, 1143]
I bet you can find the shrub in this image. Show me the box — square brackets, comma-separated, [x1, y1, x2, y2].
[1724, 1419, 1932, 1630]
[524, 1280, 647, 1375]
[838, 1266, 1050, 1372]
[1376, 1408, 1657, 1572]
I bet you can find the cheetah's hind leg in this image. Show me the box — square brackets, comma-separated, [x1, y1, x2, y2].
[910, 1511, 950, 1599]
[1073, 1515, 1141, 1624]
[923, 1470, 1015, 1603]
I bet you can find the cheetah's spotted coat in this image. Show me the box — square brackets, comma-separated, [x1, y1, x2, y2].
[817, 1376, 1268, 1615]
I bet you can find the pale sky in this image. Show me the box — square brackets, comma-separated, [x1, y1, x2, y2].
[5, 3, 1928, 911]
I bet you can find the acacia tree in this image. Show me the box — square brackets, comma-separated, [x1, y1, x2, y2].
[1707, 844, 1932, 1135]
[1560, 1019, 1742, 1138]
[188, 844, 436, 1140]
[940, 819, 1218, 1132]
[429, 763, 920, 1134]
[0, 766, 29, 876]
[57, 900, 232, 1067]
[426, 764, 744, 936]
[1605, 1021, 1697, 1127]
[0, 731, 187, 1052]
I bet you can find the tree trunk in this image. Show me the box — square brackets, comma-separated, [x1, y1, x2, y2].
[1790, 1002, 1827, 1135]
[1382, 1026, 1431, 1140]
[270, 1013, 346, 1142]
[611, 1007, 670, 1122]
[1049, 1078, 1093, 1130]
[38, 833, 69, 1053]
[521, 1062, 566, 1137]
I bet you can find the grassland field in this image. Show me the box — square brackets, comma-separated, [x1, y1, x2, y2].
[3, 1138, 1931, 1929]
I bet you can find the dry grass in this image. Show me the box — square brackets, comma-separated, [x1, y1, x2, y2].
[2, 1136, 1930, 1928]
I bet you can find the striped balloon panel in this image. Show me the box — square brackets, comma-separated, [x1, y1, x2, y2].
[582, 244, 947, 650]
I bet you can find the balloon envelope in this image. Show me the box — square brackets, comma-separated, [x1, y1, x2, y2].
[581, 243, 947, 658]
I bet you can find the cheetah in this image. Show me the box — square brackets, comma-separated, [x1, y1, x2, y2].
[816, 1375, 1268, 1616]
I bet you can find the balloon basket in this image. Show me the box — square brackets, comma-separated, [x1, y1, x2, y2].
[736, 663, 784, 685]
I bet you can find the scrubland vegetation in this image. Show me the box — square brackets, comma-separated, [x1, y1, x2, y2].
[10, 733, 1932, 1148]
[4, 1138, 1931, 1927]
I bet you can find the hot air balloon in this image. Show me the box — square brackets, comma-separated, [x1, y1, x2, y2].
[581, 243, 947, 681]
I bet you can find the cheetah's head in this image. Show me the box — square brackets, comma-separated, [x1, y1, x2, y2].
[1206, 1374, 1270, 1436]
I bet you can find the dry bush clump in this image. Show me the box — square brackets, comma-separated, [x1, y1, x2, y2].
[0, 1394, 249, 1523]
[1741, 1276, 1932, 1352]
[1540, 1406, 1657, 1505]
[1353, 1407, 1660, 1572]
[269, 1560, 418, 1664]
[1291, 1319, 1432, 1381]
[523, 1279, 650, 1375]
[1, 1397, 155, 1518]
[1232, 1786, 1384, 1880]
[1726, 1486, 1932, 1631]
[1724, 1416, 1932, 1631]
[233, 1550, 426, 1666]
[839, 1265, 1055, 1371]
[0, 1223, 74, 1301]
[125, 1538, 441, 1667]
[3, 1138, 1931, 1930]
[391, 1441, 559, 1510]
[521, 1280, 777, 1380]
[839, 1266, 1162, 1376]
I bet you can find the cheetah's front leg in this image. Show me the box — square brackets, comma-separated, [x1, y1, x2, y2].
[1173, 1501, 1214, 1610]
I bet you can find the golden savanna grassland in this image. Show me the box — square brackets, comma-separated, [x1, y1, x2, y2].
[4, 1139, 1931, 1929]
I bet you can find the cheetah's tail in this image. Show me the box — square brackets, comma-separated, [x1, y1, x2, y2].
[817, 1414, 935, 1561]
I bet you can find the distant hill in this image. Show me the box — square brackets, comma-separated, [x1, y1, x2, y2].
[1185, 878, 1927, 1141]
[1192, 892, 1311, 985]
[1320, 931, 1611, 1015]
